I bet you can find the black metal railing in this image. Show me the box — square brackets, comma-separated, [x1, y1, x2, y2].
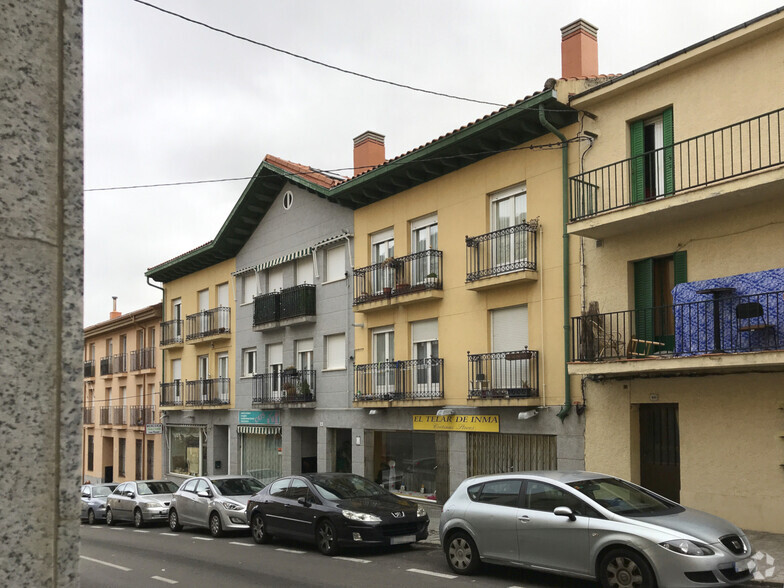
[99, 357, 112, 376]
[353, 250, 443, 305]
[466, 222, 537, 282]
[252, 370, 316, 404]
[83, 406, 94, 425]
[129, 405, 154, 426]
[280, 284, 316, 320]
[185, 378, 230, 406]
[467, 349, 539, 399]
[572, 290, 783, 361]
[570, 108, 784, 221]
[160, 319, 183, 346]
[84, 360, 95, 378]
[160, 381, 184, 407]
[130, 347, 155, 371]
[112, 406, 126, 426]
[112, 353, 127, 374]
[253, 292, 280, 326]
[354, 358, 444, 401]
[99, 406, 110, 425]
[186, 307, 231, 340]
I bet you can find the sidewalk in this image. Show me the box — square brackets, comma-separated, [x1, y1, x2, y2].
[420, 503, 784, 585]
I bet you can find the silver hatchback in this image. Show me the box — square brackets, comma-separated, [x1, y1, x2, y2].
[106, 480, 180, 528]
[439, 471, 755, 587]
[168, 475, 265, 537]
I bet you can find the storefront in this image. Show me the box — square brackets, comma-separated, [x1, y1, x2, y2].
[168, 425, 206, 477]
[238, 410, 282, 484]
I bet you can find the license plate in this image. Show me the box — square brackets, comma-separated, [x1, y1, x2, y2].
[734, 558, 754, 573]
[390, 534, 416, 545]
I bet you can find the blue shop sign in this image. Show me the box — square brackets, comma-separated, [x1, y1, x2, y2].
[239, 410, 280, 425]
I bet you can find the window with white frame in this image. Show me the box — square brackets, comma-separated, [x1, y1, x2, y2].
[324, 333, 345, 370]
[268, 266, 283, 293]
[242, 273, 257, 304]
[296, 338, 314, 371]
[370, 228, 395, 293]
[243, 348, 257, 377]
[267, 343, 283, 394]
[490, 184, 528, 269]
[411, 214, 438, 285]
[324, 244, 346, 283]
[296, 256, 314, 285]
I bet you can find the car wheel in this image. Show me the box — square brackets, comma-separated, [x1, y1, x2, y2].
[168, 509, 182, 532]
[87, 509, 96, 525]
[316, 519, 339, 556]
[598, 548, 657, 588]
[251, 512, 270, 544]
[133, 508, 144, 529]
[209, 512, 223, 538]
[105, 507, 115, 526]
[445, 530, 480, 575]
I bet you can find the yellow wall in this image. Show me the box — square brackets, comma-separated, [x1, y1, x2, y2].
[353, 131, 583, 407]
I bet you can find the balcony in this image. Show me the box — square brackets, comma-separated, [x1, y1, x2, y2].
[99, 357, 111, 376]
[160, 319, 183, 347]
[353, 250, 443, 312]
[185, 378, 230, 406]
[253, 285, 316, 331]
[99, 354, 126, 376]
[83, 406, 94, 425]
[467, 349, 540, 400]
[252, 369, 316, 405]
[570, 289, 784, 377]
[129, 405, 155, 427]
[186, 307, 230, 343]
[112, 406, 126, 426]
[99, 406, 110, 425]
[569, 108, 784, 239]
[84, 360, 95, 378]
[465, 222, 538, 290]
[130, 347, 155, 371]
[160, 381, 184, 407]
[354, 358, 444, 403]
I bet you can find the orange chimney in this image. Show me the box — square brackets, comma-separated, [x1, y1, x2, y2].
[353, 131, 385, 176]
[110, 296, 121, 320]
[560, 19, 598, 78]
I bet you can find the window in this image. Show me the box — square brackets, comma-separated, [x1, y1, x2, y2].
[490, 305, 530, 390]
[268, 266, 283, 293]
[217, 282, 229, 307]
[372, 327, 394, 394]
[324, 244, 346, 283]
[473, 479, 523, 507]
[269, 478, 290, 498]
[411, 215, 438, 285]
[412, 319, 439, 391]
[296, 339, 314, 371]
[198, 289, 209, 333]
[241, 273, 257, 304]
[181, 479, 198, 493]
[87, 435, 94, 471]
[630, 108, 674, 202]
[371, 228, 394, 293]
[169, 427, 204, 476]
[324, 333, 346, 370]
[524, 480, 596, 517]
[296, 256, 314, 285]
[267, 343, 283, 394]
[146, 439, 154, 479]
[172, 298, 182, 340]
[633, 251, 686, 351]
[119, 438, 126, 477]
[243, 348, 257, 377]
[135, 439, 143, 480]
[282, 190, 294, 210]
[490, 185, 528, 268]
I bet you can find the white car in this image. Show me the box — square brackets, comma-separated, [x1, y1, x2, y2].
[106, 480, 179, 528]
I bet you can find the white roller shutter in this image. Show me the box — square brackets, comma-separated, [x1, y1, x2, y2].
[267, 343, 282, 367]
[491, 305, 528, 352]
[411, 319, 438, 343]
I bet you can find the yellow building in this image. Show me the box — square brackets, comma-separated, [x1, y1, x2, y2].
[82, 301, 162, 483]
[564, 10, 784, 532]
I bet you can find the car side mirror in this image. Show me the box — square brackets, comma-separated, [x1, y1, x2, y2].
[82, 492, 90, 498]
[197, 490, 212, 498]
[554, 506, 576, 521]
[127, 492, 135, 499]
[297, 496, 311, 507]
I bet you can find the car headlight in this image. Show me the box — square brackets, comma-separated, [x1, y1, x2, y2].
[342, 510, 381, 523]
[417, 505, 427, 518]
[218, 500, 243, 511]
[660, 540, 715, 556]
[142, 502, 165, 511]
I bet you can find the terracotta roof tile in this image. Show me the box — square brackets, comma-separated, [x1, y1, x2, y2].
[147, 240, 214, 272]
[264, 154, 344, 189]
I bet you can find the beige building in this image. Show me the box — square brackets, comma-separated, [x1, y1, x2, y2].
[563, 10, 784, 532]
[83, 302, 163, 483]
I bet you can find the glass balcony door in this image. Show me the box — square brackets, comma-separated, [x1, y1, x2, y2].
[197, 355, 209, 403]
[373, 329, 395, 396]
[371, 230, 394, 294]
[411, 216, 438, 286]
[491, 188, 527, 270]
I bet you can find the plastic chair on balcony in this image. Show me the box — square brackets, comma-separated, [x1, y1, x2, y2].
[736, 302, 776, 348]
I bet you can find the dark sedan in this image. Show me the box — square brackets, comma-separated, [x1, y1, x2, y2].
[246, 473, 429, 555]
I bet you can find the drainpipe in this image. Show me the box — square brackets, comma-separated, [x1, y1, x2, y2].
[538, 104, 571, 421]
[146, 276, 165, 472]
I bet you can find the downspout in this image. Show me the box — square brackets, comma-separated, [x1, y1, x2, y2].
[146, 276, 165, 474]
[538, 103, 571, 421]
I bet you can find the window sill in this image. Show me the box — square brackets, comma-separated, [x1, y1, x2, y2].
[321, 278, 346, 286]
[322, 367, 346, 372]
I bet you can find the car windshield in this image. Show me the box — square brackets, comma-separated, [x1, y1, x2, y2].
[213, 478, 264, 496]
[137, 481, 179, 495]
[92, 486, 113, 497]
[568, 477, 676, 516]
[311, 475, 386, 501]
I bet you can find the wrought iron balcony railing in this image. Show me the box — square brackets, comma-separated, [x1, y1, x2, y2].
[186, 378, 230, 406]
[129, 405, 154, 426]
[160, 381, 184, 407]
[467, 349, 539, 399]
[186, 307, 230, 341]
[99, 406, 110, 425]
[353, 250, 443, 305]
[280, 284, 316, 320]
[253, 291, 280, 325]
[112, 353, 127, 374]
[130, 347, 155, 371]
[112, 406, 126, 426]
[570, 108, 784, 221]
[99, 357, 111, 376]
[84, 360, 95, 378]
[83, 406, 94, 425]
[466, 222, 537, 282]
[160, 319, 183, 346]
[354, 358, 444, 401]
[572, 290, 783, 361]
[252, 369, 316, 404]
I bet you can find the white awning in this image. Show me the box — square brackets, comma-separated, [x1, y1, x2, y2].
[312, 231, 353, 249]
[237, 426, 282, 435]
[232, 247, 312, 276]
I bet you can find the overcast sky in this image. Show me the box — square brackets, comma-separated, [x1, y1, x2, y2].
[83, 0, 782, 326]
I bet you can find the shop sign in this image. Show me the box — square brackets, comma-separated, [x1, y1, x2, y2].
[145, 423, 162, 434]
[239, 410, 281, 425]
[413, 414, 499, 432]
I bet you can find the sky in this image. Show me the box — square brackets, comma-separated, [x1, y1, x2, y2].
[83, 0, 783, 326]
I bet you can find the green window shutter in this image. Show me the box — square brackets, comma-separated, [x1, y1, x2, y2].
[673, 250, 687, 286]
[634, 258, 654, 341]
[630, 120, 645, 203]
[662, 107, 675, 195]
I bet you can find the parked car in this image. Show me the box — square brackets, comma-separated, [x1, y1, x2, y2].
[80, 483, 117, 524]
[106, 480, 180, 528]
[439, 471, 754, 587]
[168, 475, 265, 537]
[246, 473, 429, 555]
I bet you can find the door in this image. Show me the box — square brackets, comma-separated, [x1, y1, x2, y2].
[412, 319, 439, 396]
[191, 478, 213, 527]
[172, 298, 182, 340]
[466, 478, 522, 562]
[411, 215, 438, 286]
[217, 283, 229, 331]
[640, 403, 680, 502]
[176, 478, 199, 525]
[198, 355, 209, 403]
[491, 186, 527, 270]
[171, 359, 182, 404]
[198, 289, 209, 333]
[633, 252, 686, 352]
[263, 478, 291, 536]
[267, 343, 283, 400]
[371, 229, 394, 294]
[217, 353, 229, 403]
[282, 479, 318, 540]
[373, 328, 395, 397]
[631, 109, 674, 202]
[491, 306, 529, 392]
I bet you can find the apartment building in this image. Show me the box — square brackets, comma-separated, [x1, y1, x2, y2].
[82, 302, 162, 483]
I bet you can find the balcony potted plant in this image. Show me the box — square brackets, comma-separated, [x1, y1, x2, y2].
[298, 379, 313, 402]
[283, 365, 298, 376]
[425, 272, 438, 287]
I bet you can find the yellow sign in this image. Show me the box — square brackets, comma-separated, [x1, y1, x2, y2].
[413, 414, 499, 433]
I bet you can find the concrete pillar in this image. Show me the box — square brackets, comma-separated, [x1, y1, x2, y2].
[1, 1, 83, 585]
[448, 432, 468, 496]
[351, 427, 369, 477]
[317, 424, 329, 472]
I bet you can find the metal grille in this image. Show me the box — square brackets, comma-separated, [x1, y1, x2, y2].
[467, 433, 557, 477]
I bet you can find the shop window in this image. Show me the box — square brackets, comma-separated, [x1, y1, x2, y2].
[169, 427, 204, 476]
[373, 431, 441, 498]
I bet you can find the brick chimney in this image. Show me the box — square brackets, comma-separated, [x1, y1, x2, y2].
[110, 296, 121, 320]
[560, 19, 598, 78]
[353, 131, 385, 176]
